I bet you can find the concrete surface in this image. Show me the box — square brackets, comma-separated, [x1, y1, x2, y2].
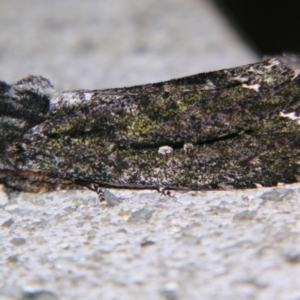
[2, 185, 300, 300]
[2, 0, 297, 300]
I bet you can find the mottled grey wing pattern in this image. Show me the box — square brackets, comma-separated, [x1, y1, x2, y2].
[1, 57, 300, 192]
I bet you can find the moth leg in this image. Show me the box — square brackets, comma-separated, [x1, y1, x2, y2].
[88, 184, 122, 206]
[88, 184, 106, 202]
[157, 186, 174, 197]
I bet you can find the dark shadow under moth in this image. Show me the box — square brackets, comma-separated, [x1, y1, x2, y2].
[1, 56, 300, 194]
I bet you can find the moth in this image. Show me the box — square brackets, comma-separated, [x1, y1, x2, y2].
[1, 55, 300, 195]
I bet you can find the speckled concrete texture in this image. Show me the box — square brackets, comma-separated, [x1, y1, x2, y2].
[3, 0, 297, 300]
[2, 185, 300, 300]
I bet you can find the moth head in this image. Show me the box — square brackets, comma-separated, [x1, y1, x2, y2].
[8, 75, 57, 117]
[14, 75, 56, 100]
[0, 76, 56, 142]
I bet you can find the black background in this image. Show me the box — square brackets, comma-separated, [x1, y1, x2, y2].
[213, 0, 300, 56]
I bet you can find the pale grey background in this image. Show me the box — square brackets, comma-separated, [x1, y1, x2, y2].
[2, 1, 300, 300]
[0, 0, 256, 90]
